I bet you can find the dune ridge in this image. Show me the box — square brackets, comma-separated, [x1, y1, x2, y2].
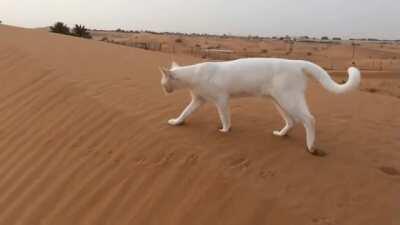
[0, 25, 399, 225]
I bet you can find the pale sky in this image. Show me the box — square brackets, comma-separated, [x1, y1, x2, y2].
[1, 0, 399, 39]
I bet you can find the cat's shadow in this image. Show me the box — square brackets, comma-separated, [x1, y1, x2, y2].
[310, 148, 328, 157]
[272, 134, 328, 157]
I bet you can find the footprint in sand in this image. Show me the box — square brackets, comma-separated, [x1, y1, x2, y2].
[183, 153, 199, 166]
[258, 169, 276, 179]
[133, 156, 147, 166]
[312, 217, 337, 225]
[333, 114, 351, 123]
[379, 166, 400, 176]
[228, 156, 251, 170]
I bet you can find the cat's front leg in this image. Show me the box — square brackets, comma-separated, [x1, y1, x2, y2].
[215, 97, 231, 133]
[168, 97, 204, 126]
[272, 102, 294, 136]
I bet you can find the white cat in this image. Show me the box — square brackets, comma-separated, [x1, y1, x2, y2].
[160, 58, 361, 154]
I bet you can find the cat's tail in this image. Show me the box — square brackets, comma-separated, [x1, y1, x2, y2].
[302, 62, 361, 94]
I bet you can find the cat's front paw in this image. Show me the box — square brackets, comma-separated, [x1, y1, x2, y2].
[168, 118, 184, 126]
[273, 130, 285, 137]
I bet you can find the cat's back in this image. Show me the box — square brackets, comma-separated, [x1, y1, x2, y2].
[191, 58, 305, 84]
[206, 58, 301, 70]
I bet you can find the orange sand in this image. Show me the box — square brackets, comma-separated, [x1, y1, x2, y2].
[0, 25, 399, 225]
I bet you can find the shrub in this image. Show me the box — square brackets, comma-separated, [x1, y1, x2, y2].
[321, 36, 329, 40]
[72, 24, 92, 39]
[50, 22, 70, 35]
[307, 52, 312, 56]
[261, 49, 268, 53]
[175, 38, 183, 43]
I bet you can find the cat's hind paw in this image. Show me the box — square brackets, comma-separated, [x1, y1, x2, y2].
[219, 127, 231, 133]
[168, 119, 185, 126]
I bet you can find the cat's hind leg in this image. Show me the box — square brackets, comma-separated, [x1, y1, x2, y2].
[300, 110, 316, 153]
[272, 92, 316, 153]
[168, 95, 205, 126]
[272, 101, 294, 137]
[215, 96, 231, 133]
[291, 96, 316, 153]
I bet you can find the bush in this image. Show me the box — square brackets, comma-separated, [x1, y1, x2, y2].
[50, 22, 70, 35]
[307, 52, 312, 56]
[175, 38, 183, 43]
[72, 24, 92, 39]
[49, 22, 92, 39]
[321, 36, 329, 40]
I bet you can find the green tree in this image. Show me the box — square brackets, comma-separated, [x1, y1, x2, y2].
[72, 24, 92, 39]
[50, 22, 70, 35]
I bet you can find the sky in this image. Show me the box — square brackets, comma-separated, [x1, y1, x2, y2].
[1, 0, 400, 39]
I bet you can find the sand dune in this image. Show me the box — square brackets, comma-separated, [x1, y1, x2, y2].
[0, 25, 399, 225]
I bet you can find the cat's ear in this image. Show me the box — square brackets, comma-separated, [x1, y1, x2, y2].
[159, 67, 172, 78]
[171, 61, 180, 69]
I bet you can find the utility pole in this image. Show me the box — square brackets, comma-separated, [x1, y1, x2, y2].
[352, 42, 356, 59]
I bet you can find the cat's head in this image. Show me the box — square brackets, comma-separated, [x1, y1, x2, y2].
[159, 62, 180, 94]
[160, 67, 174, 94]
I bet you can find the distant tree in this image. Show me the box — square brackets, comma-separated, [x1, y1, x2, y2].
[321, 36, 329, 40]
[332, 37, 342, 41]
[72, 24, 92, 39]
[0, 20, 2, 24]
[50, 22, 70, 35]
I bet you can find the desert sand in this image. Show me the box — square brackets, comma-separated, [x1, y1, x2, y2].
[0, 25, 399, 225]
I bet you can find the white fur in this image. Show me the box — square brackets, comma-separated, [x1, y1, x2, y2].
[160, 58, 361, 153]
